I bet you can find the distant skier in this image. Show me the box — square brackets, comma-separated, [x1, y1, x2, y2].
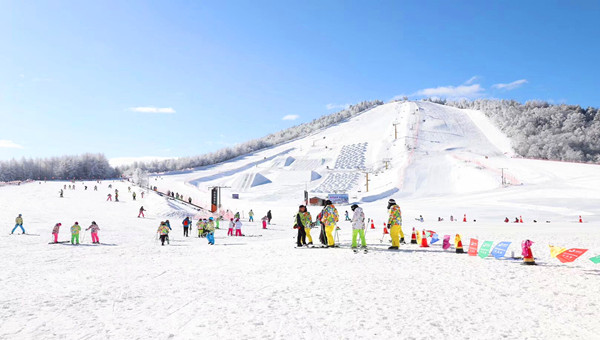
[11, 214, 25, 234]
[320, 200, 339, 248]
[71, 222, 81, 245]
[51, 223, 62, 243]
[248, 209, 254, 222]
[115, 192, 119, 202]
[235, 218, 243, 236]
[128, 186, 131, 193]
[59, 189, 64, 198]
[504, 217, 509, 223]
[86, 221, 100, 244]
[157, 222, 170, 246]
[234, 212, 240, 220]
[267, 210, 272, 225]
[295, 205, 312, 247]
[387, 199, 404, 249]
[351, 204, 367, 251]
[132, 192, 137, 201]
[182, 217, 191, 237]
[345, 210, 350, 221]
[107, 193, 112, 201]
[138, 206, 145, 218]
[94, 185, 98, 191]
[227, 218, 235, 236]
[416, 215, 424, 222]
[141, 192, 144, 199]
[261, 216, 268, 229]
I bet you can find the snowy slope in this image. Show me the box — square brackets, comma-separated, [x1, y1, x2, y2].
[2, 101, 600, 339]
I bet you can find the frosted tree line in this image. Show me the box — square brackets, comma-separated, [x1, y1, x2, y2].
[118, 100, 384, 174]
[424, 98, 600, 163]
[0, 153, 118, 182]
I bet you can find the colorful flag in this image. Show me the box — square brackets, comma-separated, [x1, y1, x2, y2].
[549, 245, 567, 258]
[442, 235, 451, 250]
[468, 238, 479, 256]
[478, 241, 494, 259]
[590, 255, 600, 264]
[490, 241, 511, 259]
[431, 233, 440, 244]
[556, 248, 588, 263]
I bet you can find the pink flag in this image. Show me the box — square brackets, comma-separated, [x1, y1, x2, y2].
[468, 238, 479, 256]
[442, 235, 451, 250]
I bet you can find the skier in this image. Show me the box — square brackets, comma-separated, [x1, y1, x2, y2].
[387, 199, 404, 249]
[197, 219, 206, 237]
[351, 204, 367, 252]
[261, 216, 268, 229]
[71, 222, 81, 245]
[267, 210, 272, 225]
[182, 217, 191, 237]
[141, 191, 144, 199]
[128, 186, 131, 193]
[416, 215, 424, 222]
[11, 214, 25, 234]
[59, 189, 64, 198]
[51, 223, 62, 243]
[94, 185, 98, 191]
[345, 210, 350, 221]
[132, 192, 137, 201]
[164, 219, 172, 244]
[206, 218, 215, 245]
[504, 217, 509, 223]
[295, 205, 312, 247]
[320, 200, 339, 247]
[235, 218, 243, 236]
[227, 218, 234, 236]
[248, 209, 254, 222]
[157, 222, 169, 246]
[86, 221, 100, 244]
[115, 192, 119, 202]
[107, 193, 112, 201]
[234, 212, 240, 220]
[138, 206, 145, 218]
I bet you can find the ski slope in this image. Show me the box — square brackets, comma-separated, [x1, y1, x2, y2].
[2, 101, 600, 339]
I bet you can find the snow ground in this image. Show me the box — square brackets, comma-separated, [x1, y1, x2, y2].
[2, 101, 600, 339]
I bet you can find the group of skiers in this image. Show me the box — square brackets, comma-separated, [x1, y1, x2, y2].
[293, 198, 404, 251]
[50, 221, 100, 244]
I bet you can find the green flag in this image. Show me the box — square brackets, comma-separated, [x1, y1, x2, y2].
[478, 241, 494, 259]
[590, 255, 600, 264]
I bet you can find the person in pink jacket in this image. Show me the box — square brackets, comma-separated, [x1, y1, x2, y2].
[86, 221, 101, 244]
[51, 223, 62, 243]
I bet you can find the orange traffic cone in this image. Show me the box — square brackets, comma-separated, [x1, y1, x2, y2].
[383, 223, 389, 234]
[521, 240, 536, 265]
[455, 234, 465, 253]
[463, 214, 467, 222]
[410, 227, 417, 244]
[420, 230, 429, 248]
[519, 216, 523, 223]
[579, 216, 583, 223]
[371, 221, 375, 229]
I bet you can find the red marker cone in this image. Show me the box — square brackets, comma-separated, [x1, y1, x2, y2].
[420, 230, 429, 248]
[579, 216, 583, 223]
[383, 223, 389, 234]
[410, 227, 417, 244]
[521, 240, 536, 265]
[519, 216, 523, 223]
[455, 234, 465, 253]
[463, 214, 467, 222]
[371, 221, 375, 229]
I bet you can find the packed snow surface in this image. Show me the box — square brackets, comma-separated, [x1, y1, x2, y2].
[2, 101, 600, 339]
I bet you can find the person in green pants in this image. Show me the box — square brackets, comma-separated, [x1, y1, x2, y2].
[71, 222, 81, 245]
[351, 204, 366, 251]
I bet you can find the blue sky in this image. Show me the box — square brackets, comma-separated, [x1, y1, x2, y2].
[1, 0, 599, 162]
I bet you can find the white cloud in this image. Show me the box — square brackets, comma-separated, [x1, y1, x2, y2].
[414, 84, 484, 98]
[129, 107, 176, 114]
[492, 79, 528, 90]
[464, 76, 480, 85]
[282, 114, 300, 121]
[0, 140, 24, 149]
[326, 103, 350, 110]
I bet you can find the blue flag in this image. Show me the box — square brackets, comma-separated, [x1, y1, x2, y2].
[490, 241, 511, 259]
[431, 233, 440, 244]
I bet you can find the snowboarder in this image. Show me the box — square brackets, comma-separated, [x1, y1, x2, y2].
[51, 223, 62, 243]
[248, 209, 254, 222]
[107, 193, 112, 201]
[351, 204, 367, 251]
[71, 222, 81, 245]
[138, 206, 145, 218]
[235, 218, 243, 236]
[132, 192, 137, 200]
[86, 221, 100, 244]
[387, 199, 404, 249]
[182, 217, 191, 237]
[157, 222, 169, 246]
[267, 210, 272, 225]
[11, 214, 25, 234]
[320, 200, 339, 247]
[295, 205, 312, 247]
[227, 218, 234, 236]
[206, 219, 215, 245]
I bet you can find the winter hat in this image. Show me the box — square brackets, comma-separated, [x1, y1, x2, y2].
[351, 204, 358, 211]
[92, 221, 96, 224]
[325, 200, 332, 206]
[387, 199, 396, 209]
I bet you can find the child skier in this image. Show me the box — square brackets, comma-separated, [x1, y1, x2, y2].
[235, 218, 243, 236]
[86, 221, 100, 244]
[51, 223, 62, 243]
[138, 206, 145, 218]
[157, 222, 169, 246]
[71, 222, 81, 245]
[228, 218, 235, 236]
[11, 214, 25, 234]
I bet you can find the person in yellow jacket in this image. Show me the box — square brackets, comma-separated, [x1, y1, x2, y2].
[320, 200, 339, 247]
[71, 222, 82, 245]
[294, 205, 313, 247]
[387, 199, 405, 249]
[11, 214, 25, 234]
